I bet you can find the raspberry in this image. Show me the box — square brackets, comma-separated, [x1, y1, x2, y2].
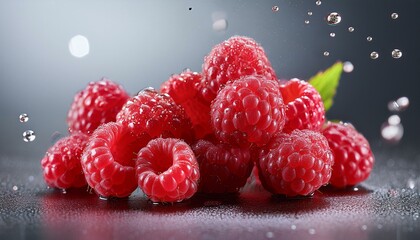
[192, 139, 253, 193]
[116, 88, 193, 142]
[41, 133, 89, 189]
[257, 129, 334, 196]
[211, 75, 285, 147]
[160, 70, 212, 138]
[81, 122, 148, 198]
[201, 36, 277, 103]
[279, 79, 325, 133]
[322, 122, 374, 188]
[67, 78, 130, 134]
[136, 138, 200, 203]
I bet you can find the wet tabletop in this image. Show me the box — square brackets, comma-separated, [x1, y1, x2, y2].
[1, 143, 419, 240]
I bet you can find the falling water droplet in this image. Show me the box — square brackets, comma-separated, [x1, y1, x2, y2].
[19, 113, 29, 123]
[343, 61, 354, 73]
[272, 6, 279, 12]
[316, 0, 322, 6]
[309, 228, 316, 235]
[69, 35, 90, 58]
[392, 49, 402, 59]
[407, 179, 415, 189]
[388, 97, 409, 112]
[381, 122, 404, 143]
[23, 130, 36, 142]
[391, 13, 399, 19]
[291, 225, 297, 230]
[213, 19, 228, 32]
[330, 32, 336, 37]
[370, 51, 379, 59]
[323, 51, 330, 56]
[361, 225, 368, 231]
[348, 27, 355, 32]
[326, 12, 342, 25]
[265, 232, 274, 238]
[12, 186, 18, 191]
[367, 36, 373, 42]
[304, 20, 310, 24]
[308, 11, 313, 16]
[388, 115, 401, 125]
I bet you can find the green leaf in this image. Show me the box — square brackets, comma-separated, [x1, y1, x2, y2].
[308, 61, 343, 111]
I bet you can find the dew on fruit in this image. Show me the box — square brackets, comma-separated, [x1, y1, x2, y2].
[392, 49, 402, 59]
[23, 130, 36, 142]
[407, 179, 415, 189]
[19, 113, 29, 123]
[343, 61, 354, 73]
[69, 35, 90, 58]
[381, 122, 404, 143]
[213, 19, 228, 32]
[330, 32, 336, 37]
[388, 97, 409, 112]
[315, 0, 321, 6]
[367, 36, 373, 42]
[304, 20, 310, 24]
[272, 6, 279, 12]
[391, 13, 399, 19]
[265, 231, 274, 238]
[99, 196, 108, 201]
[353, 187, 359, 192]
[62, 189, 67, 194]
[370, 51, 379, 59]
[291, 225, 297, 230]
[308, 11, 313, 16]
[308, 228, 316, 235]
[323, 51, 330, 57]
[348, 27, 355, 32]
[12, 185, 18, 191]
[326, 12, 341, 26]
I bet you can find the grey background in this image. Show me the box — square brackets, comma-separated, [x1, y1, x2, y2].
[1, 0, 419, 159]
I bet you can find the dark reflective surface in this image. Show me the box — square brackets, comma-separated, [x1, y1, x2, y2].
[1, 144, 419, 240]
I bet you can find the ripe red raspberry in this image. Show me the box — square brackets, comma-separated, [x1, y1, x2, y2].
[41, 133, 89, 189]
[211, 75, 285, 147]
[67, 78, 130, 134]
[81, 122, 148, 198]
[116, 88, 194, 143]
[160, 70, 212, 138]
[322, 122, 374, 188]
[136, 138, 200, 203]
[258, 129, 334, 196]
[192, 139, 253, 193]
[279, 79, 325, 133]
[201, 36, 277, 103]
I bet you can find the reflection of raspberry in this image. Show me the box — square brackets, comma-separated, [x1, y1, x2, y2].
[160, 70, 212, 138]
[136, 138, 200, 203]
[67, 79, 130, 134]
[211, 75, 285, 147]
[192, 139, 252, 193]
[322, 122, 374, 188]
[81, 122, 147, 198]
[201, 36, 277, 103]
[41, 133, 89, 189]
[279, 79, 325, 133]
[258, 130, 333, 196]
[116, 88, 193, 142]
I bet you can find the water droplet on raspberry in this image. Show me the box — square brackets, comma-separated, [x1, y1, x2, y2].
[343, 61, 354, 73]
[19, 113, 29, 123]
[50, 131, 64, 144]
[140, 87, 157, 94]
[99, 196, 108, 201]
[326, 12, 341, 25]
[23, 130, 36, 142]
[62, 189, 67, 194]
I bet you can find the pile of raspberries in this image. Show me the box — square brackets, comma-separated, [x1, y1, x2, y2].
[41, 36, 374, 202]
